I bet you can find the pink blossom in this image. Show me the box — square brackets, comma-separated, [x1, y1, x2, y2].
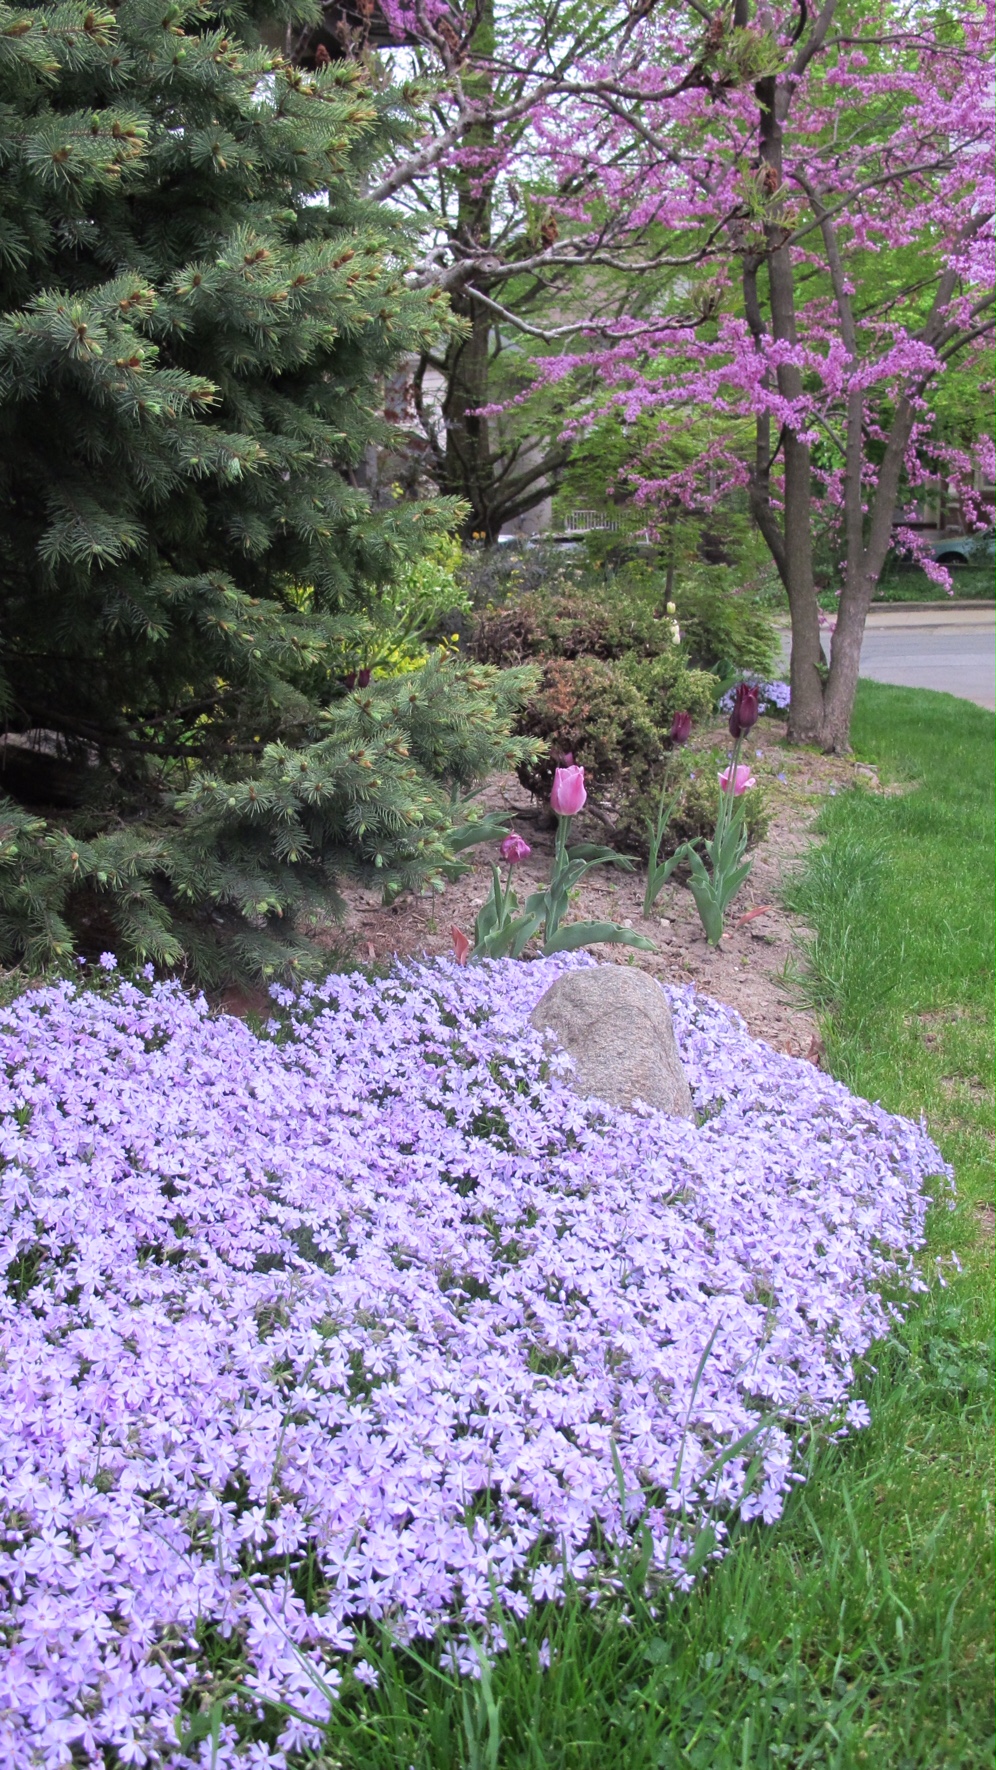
[450, 927, 471, 965]
[550, 766, 586, 817]
[499, 833, 532, 864]
[719, 765, 757, 796]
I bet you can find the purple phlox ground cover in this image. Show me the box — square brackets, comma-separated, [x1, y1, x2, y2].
[0, 955, 945, 1765]
[718, 680, 792, 716]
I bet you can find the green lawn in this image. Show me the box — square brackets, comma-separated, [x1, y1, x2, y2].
[324, 680, 994, 1770]
[870, 565, 994, 604]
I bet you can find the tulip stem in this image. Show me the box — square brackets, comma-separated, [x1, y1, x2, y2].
[547, 814, 572, 944]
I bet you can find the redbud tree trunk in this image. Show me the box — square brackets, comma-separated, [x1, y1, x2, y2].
[744, 53, 963, 753]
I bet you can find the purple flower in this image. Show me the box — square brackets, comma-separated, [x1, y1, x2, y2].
[98, 951, 117, 972]
[0, 956, 942, 1754]
[670, 711, 692, 747]
[728, 684, 760, 739]
[499, 832, 532, 865]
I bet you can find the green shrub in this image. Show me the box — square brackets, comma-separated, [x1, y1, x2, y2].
[0, 657, 538, 984]
[513, 656, 740, 856]
[466, 559, 776, 857]
[615, 650, 716, 721]
[672, 570, 781, 675]
[516, 657, 665, 803]
[627, 761, 769, 859]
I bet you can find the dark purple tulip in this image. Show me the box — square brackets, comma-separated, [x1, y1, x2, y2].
[357, 667, 372, 689]
[343, 671, 357, 690]
[670, 710, 692, 746]
[728, 683, 760, 738]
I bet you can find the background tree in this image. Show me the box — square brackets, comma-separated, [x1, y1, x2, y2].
[309, 0, 993, 743]
[0, 0, 533, 981]
[287, 0, 720, 536]
[521, 0, 995, 747]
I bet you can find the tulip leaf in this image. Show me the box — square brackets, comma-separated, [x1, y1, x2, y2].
[448, 813, 511, 854]
[542, 922, 656, 955]
[567, 843, 634, 871]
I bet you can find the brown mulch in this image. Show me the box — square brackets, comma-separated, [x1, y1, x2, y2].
[323, 719, 892, 1059]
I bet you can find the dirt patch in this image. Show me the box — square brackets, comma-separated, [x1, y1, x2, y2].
[330, 720, 878, 1058]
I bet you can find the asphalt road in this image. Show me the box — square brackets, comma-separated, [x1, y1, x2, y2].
[781, 606, 996, 710]
[781, 608, 996, 711]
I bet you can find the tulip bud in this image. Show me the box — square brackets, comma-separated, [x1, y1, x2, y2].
[728, 683, 760, 738]
[451, 927, 471, 966]
[343, 671, 357, 690]
[499, 832, 531, 864]
[669, 710, 692, 746]
[550, 764, 586, 817]
[357, 667, 372, 689]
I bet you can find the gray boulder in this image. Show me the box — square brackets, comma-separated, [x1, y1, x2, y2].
[530, 965, 695, 1120]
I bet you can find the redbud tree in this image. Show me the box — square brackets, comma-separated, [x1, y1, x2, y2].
[318, 0, 994, 747]
[511, 0, 995, 748]
[291, 0, 744, 535]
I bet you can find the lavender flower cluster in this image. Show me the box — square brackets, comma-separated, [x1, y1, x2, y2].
[718, 679, 792, 715]
[0, 958, 944, 1765]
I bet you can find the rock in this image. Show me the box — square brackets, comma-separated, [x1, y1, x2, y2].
[530, 966, 695, 1120]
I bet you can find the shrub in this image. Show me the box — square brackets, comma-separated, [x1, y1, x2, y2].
[672, 571, 781, 676]
[349, 533, 471, 678]
[516, 656, 666, 802]
[624, 760, 769, 861]
[0, 657, 538, 984]
[466, 563, 778, 856]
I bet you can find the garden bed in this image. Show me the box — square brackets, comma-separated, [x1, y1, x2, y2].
[0, 952, 945, 1763]
[331, 719, 890, 1059]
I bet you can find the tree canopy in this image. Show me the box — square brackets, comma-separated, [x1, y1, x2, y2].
[326, 0, 994, 747]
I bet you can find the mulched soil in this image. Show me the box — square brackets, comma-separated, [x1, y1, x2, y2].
[326, 718, 897, 1060]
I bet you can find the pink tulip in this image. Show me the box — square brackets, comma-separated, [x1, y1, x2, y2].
[451, 927, 471, 966]
[499, 832, 531, 864]
[550, 765, 586, 817]
[718, 764, 756, 795]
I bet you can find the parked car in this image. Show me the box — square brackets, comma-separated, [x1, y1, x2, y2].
[928, 529, 994, 567]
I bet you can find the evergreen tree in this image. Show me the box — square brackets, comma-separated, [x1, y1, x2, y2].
[0, 0, 533, 981]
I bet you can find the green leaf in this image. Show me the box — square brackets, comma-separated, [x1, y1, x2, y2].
[448, 813, 511, 854]
[542, 922, 656, 955]
[567, 842, 634, 870]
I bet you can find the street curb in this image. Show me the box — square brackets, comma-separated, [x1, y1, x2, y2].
[868, 599, 995, 614]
